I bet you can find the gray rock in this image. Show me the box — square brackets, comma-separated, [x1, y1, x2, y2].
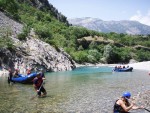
[0, 11, 76, 73]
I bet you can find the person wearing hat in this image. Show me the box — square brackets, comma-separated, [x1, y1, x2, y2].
[33, 73, 47, 97]
[113, 92, 144, 113]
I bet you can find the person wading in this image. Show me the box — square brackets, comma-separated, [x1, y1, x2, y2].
[8, 68, 15, 84]
[33, 73, 47, 97]
[113, 92, 144, 113]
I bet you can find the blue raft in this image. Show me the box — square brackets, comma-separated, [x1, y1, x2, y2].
[113, 67, 133, 72]
[12, 73, 37, 84]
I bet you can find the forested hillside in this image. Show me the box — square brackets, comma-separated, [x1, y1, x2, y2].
[0, 0, 150, 64]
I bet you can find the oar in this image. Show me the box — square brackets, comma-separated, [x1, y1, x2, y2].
[144, 108, 150, 112]
[30, 81, 44, 100]
[132, 93, 150, 112]
[37, 81, 44, 93]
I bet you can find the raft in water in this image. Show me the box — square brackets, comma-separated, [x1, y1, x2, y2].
[113, 67, 133, 72]
[12, 73, 37, 84]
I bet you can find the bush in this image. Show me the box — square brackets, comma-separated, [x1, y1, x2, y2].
[0, 36, 15, 50]
[71, 51, 88, 63]
[18, 33, 27, 40]
[136, 50, 150, 61]
[17, 26, 30, 41]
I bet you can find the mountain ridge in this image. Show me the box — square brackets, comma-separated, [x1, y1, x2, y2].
[68, 17, 150, 35]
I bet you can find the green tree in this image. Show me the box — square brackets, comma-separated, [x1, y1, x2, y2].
[88, 49, 102, 63]
[72, 51, 88, 63]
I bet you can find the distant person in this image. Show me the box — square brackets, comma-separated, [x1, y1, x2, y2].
[113, 66, 118, 71]
[8, 69, 15, 84]
[26, 68, 31, 75]
[33, 73, 47, 97]
[113, 92, 144, 113]
[13, 69, 19, 78]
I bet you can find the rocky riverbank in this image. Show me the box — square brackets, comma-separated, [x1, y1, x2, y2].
[0, 11, 76, 73]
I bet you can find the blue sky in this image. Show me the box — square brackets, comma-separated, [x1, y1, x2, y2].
[48, 0, 150, 26]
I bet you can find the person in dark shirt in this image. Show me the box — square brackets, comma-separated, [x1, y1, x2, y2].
[33, 73, 47, 97]
[8, 68, 15, 84]
[113, 92, 144, 113]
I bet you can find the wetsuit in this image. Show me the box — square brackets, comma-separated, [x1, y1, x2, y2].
[113, 99, 130, 113]
[33, 77, 46, 96]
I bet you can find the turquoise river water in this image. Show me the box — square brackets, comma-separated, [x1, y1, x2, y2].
[0, 66, 150, 113]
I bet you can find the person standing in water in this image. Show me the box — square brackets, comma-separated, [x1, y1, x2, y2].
[33, 73, 47, 97]
[8, 68, 15, 84]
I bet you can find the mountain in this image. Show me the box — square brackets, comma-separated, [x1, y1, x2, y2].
[0, 0, 150, 68]
[68, 17, 150, 35]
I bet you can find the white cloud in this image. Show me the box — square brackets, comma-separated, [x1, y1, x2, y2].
[130, 10, 150, 26]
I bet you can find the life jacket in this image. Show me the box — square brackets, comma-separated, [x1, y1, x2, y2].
[33, 77, 43, 88]
[113, 99, 130, 113]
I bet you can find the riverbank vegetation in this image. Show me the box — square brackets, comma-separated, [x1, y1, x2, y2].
[1, 0, 150, 64]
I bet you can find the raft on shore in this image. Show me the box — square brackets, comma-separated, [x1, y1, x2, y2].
[12, 73, 37, 84]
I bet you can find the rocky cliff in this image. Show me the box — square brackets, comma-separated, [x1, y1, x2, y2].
[0, 11, 76, 73]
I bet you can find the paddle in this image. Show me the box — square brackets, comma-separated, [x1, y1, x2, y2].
[132, 92, 150, 112]
[144, 108, 150, 112]
[37, 81, 44, 93]
[30, 81, 44, 100]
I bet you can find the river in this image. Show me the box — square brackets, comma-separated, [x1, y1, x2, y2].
[0, 66, 149, 113]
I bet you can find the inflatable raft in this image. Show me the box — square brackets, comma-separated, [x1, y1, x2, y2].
[113, 67, 133, 72]
[12, 73, 37, 84]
